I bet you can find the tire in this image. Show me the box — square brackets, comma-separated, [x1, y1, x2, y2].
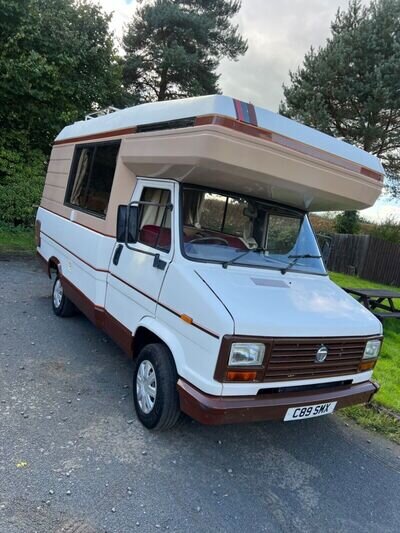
[133, 343, 181, 430]
[52, 276, 76, 318]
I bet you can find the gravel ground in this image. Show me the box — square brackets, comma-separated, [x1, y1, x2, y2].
[0, 256, 399, 533]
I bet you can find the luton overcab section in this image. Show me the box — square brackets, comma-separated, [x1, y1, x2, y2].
[36, 95, 385, 429]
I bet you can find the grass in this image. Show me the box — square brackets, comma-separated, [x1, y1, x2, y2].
[330, 271, 400, 413]
[0, 224, 35, 254]
[330, 271, 400, 442]
[339, 405, 400, 444]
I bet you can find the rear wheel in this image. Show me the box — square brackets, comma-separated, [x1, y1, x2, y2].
[133, 343, 181, 430]
[52, 277, 76, 317]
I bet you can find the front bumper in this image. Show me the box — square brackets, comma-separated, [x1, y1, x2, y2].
[177, 378, 379, 425]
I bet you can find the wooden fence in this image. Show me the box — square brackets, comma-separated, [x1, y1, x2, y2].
[325, 234, 400, 286]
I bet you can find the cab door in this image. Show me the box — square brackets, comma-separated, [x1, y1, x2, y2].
[105, 179, 175, 346]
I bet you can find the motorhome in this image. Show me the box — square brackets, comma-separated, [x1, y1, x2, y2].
[36, 95, 384, 429]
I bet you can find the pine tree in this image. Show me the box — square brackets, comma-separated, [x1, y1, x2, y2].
[280, 0, 400, 197]
[122, 0, 247, 102]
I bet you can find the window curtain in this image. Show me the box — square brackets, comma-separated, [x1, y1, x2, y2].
[70, 150, 90, 205]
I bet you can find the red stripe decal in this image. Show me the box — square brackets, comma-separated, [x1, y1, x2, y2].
[233, 99, 245, 122]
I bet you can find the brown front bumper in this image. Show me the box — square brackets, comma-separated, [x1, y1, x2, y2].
[177, 379, 379, 425]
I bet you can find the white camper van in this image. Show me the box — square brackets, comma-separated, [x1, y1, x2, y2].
[36, 95, 384, 429]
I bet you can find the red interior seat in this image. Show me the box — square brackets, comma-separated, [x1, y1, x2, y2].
[140, 225, 171, 249]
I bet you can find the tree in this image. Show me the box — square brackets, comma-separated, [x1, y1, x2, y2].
[279, 0, 400, 197]
[334, 211, 361, 234]
[371, 215, 400, 243]
[122, 0, 248, 102]
[0, 0, 123, 154]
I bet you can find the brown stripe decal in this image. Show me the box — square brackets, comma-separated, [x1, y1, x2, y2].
[60, 275, 134, 356]
[195, 115, 383, 181]
[51, 110, 381, 181]
[39, 236, 219, 339]
[53, 126, 137, 146]
[110, 273, 219, 339]
[361, 167, 382, 181]
[195, 115, 272, 141]
[40, 230, 108, 272]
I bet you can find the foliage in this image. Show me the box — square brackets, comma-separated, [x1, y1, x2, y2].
[122, 0, 248, 102]
[0, 133, 46, 226]
[0, 0, 123, 154]
[334, 210, 361, 234]
[370, 215, 400, 244]
[0, 223, 35, 253]
[280, 0, 400, 196]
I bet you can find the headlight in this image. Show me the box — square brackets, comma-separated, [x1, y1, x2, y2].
[363, 339, 381, 359]
[228, 343, 265, 366]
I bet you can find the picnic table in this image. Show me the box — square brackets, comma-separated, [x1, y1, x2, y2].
[344, 287, 400, 321]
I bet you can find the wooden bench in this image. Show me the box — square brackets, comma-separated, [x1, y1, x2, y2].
[344, 287, 400, 321]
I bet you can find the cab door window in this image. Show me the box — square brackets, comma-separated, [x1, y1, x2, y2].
[138, 188, 172, 252]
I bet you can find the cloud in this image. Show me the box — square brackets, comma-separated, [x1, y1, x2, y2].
[98, 0, 137, 48]
[100, 0, 360, 110]
[362, 199, 400, 223]
[218, 0, 369, 111]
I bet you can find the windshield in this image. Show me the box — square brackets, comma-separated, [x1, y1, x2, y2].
[181, 186, 326, 275]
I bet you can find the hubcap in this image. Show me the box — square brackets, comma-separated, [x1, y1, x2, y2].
[53, 279, 63, 309]
[136, 360, 157, 414]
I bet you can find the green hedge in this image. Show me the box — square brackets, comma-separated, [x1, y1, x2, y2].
[0, 134, 46, 227]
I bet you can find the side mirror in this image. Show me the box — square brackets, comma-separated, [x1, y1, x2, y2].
[116, 205, 139, 244]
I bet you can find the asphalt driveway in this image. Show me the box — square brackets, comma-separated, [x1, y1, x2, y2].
[0, 257, 399, 533]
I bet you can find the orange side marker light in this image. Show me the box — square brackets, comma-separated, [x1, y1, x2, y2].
[180, 314, 193, 325]
[226, 371, 257, 382]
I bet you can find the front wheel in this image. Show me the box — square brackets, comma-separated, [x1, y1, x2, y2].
[52, 276, 76, 317]
[133, 343, 181, 430]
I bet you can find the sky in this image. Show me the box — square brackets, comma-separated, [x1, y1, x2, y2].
[97, 0, 400, 222]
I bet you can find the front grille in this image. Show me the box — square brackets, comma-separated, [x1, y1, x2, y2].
[264, 339, 366, 382]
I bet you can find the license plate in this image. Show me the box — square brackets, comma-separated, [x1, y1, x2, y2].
[284, 401, 337, 421]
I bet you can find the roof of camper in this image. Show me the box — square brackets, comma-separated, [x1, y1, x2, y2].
[55, 95, 383, 175]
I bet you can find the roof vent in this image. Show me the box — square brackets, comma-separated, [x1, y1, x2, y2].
[85, 107, 120, 121]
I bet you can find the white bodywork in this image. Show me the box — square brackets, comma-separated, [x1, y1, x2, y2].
[56, 95, 382, 175]
[37, 176, 382, 398]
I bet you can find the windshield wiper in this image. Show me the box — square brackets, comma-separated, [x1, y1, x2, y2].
[280, 254, 322, 275]
[222, 247, 269, 269]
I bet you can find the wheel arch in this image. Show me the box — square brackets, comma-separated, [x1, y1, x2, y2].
[133, 317, 186, 375]
[48, 256, 62, 279]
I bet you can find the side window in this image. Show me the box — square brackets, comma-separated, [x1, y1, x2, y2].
[65, 141, 120, 216]
[138, 187, 172, 252]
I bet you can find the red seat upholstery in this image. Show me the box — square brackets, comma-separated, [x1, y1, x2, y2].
[140, 225, 171, 249]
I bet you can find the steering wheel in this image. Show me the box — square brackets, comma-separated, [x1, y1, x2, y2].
[188, 236, 229, 246]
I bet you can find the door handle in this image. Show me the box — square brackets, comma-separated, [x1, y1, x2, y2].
[113, 244, 123, 265]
